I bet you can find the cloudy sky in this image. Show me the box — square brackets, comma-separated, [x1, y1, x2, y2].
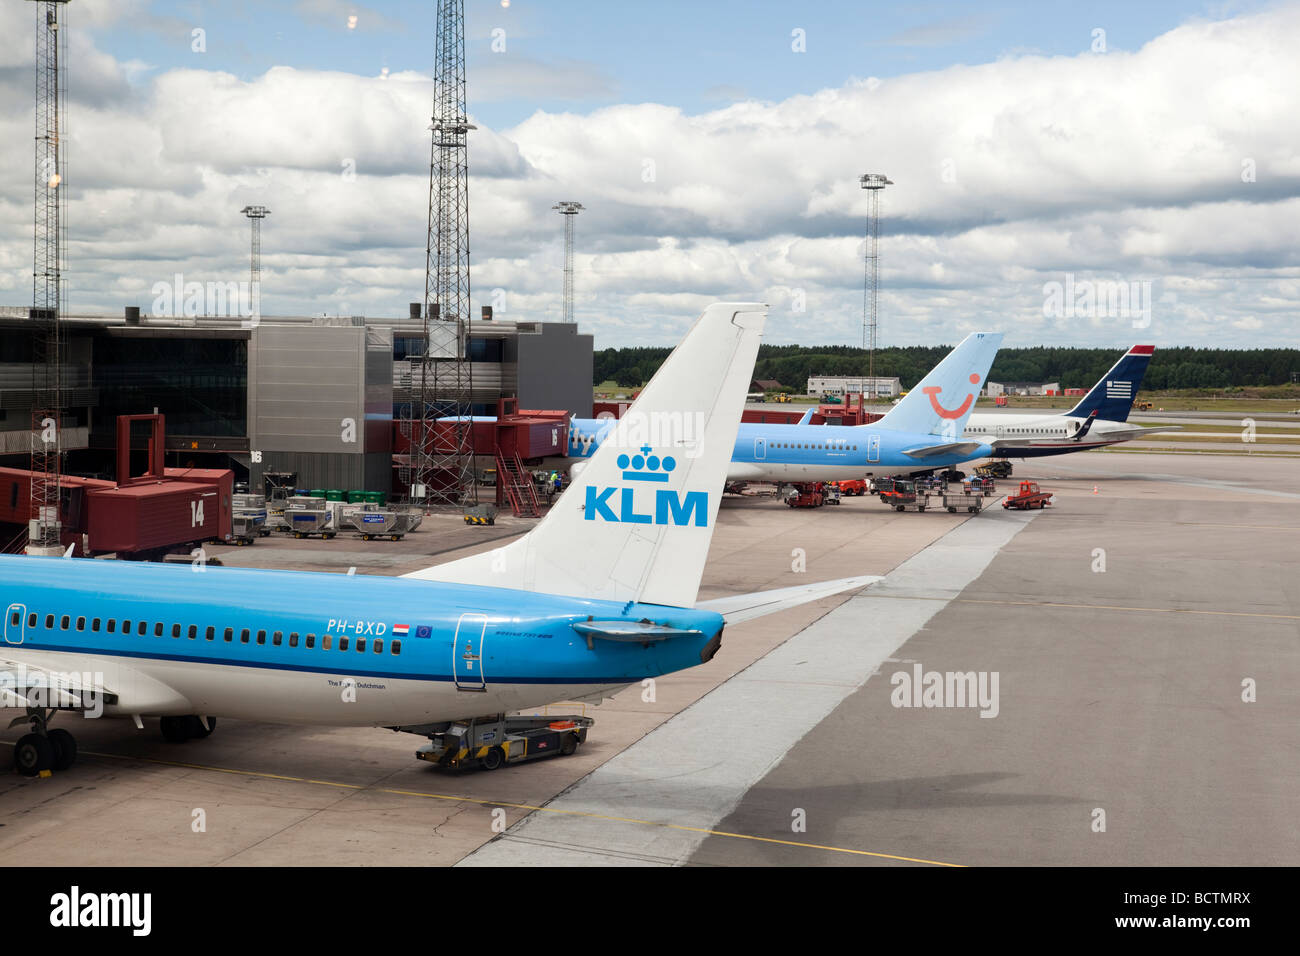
[1, 0, 1297, 349]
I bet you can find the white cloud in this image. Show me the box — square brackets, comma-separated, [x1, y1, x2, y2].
[0, 4, 1297, 349]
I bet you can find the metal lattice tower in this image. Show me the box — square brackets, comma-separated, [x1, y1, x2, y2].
[859, 173, 892, 386]
[241, 205, 269, 321]
[552, 201, 583, 323]
[415, 0, 477, 507]
[28, 0, 69, 555]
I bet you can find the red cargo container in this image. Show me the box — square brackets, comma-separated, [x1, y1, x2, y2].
[86, 480, 231, 554]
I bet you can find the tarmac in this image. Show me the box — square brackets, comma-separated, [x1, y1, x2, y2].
[2, 451, 1296, 866]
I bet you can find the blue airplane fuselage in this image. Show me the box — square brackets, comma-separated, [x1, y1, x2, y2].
[0, 555, 723, 726]
[566, 419, 991, 479]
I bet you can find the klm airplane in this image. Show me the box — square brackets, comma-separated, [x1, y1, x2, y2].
[569, 332, 1004, 482]
[1, 302, 872, 777]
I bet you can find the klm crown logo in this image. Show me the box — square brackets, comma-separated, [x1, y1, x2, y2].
[585, 445, 708, 527]
[618, 446, 677, 482]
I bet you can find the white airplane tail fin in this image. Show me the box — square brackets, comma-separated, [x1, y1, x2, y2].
[403, 302, 767, 608]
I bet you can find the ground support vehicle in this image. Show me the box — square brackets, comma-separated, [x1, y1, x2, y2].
[415, 714, 593, 770]
[1003, 480, 1053, 510]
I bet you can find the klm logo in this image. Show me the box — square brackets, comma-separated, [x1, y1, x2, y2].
[584, 446, 708, 527]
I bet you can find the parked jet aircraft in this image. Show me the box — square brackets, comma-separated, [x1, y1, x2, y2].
[0, 302, 873, 776]
[965, 345, 1176, 457]
[566, 332, 1004, 481]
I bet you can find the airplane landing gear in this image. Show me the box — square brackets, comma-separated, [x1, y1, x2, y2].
[11, 707, 77, 776]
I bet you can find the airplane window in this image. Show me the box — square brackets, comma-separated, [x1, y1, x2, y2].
[273, 631, 282, 646]
[240, 629, 250, 643]
[256, 630, 266, 645]
[172, 624, 181, 638]
[356, 637, 366, 653]
[61, 615, 70, 629]
[28, 613, 36, 628]
[122, 621, 130, 633]
[187, 625, 197, 639]
[10, 611, 19, 627]
[306, 634, 315, 649]
[138, 621, 147, 636]
[154, 622, 163, 637]
[224, 628, 233, 642]
[289, 633, 299, 648]
[76, 617, 85, 631]
[339, 636, 350, 651]
[322, 635, 332, 650]
[391, 639, 401, 655]
[45, 614, 54, 629]
[373, 639, 383, 654]
[91, 618, 100, 632]
[205, 626, 215, 641]
[106, 619, 115, 633]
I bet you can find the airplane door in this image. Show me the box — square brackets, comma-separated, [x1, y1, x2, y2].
[754, 437, 767, 460]
[4, 603, 25, 645]
[868, 435, 880, 463]
[452, 613, 487, 692]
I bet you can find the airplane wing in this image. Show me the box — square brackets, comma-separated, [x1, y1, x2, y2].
[0, 654, 119, 710]
[572, 620, 704, 643]
[902, 441, 988, 459]
[1095, 425, 1182, 439]
[694, 575, 878, 625]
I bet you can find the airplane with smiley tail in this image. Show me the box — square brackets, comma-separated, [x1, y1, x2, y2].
[567, 332, 1004, 483]
[0, 302, 876, 777]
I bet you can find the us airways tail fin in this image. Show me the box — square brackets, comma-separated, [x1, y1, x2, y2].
[1066, 345, 1154, 422]
[874, 332, 1002, 438]
[403, 302, 767, 608]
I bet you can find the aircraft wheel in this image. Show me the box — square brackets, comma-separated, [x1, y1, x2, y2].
[48, 728, 77, 770]
[14, 733, 53, 776]
[185, 715, 215, 739]
[560, 734, 579, 756]
[160, 716, 191, 743]
[481, 747, 505, 771]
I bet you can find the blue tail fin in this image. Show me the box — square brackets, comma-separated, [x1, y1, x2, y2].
[1066, 345, 1154, 422]
[874, 332, 1003, 438]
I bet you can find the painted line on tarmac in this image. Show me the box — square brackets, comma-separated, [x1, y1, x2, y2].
[0, 744, 960, 866]
[458, 509, 1037, 868]
[1044, 460, 1300, 499]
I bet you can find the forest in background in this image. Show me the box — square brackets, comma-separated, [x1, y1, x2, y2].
[593, 345, 1300, 392]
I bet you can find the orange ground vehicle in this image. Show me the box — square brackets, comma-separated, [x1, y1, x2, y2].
[1003, 480, 1052, 510]
[834, 478, 868, 496]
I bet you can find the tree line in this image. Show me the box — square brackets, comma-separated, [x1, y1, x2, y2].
[594, 345, 1300, 391]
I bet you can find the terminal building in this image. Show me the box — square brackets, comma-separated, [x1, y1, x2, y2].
[985, 381, 1062, 397]
[0, 305, 593, 494]
[806, 375, 901, 398]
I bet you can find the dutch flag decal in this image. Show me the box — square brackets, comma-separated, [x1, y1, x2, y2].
[393, 624, 410, 637]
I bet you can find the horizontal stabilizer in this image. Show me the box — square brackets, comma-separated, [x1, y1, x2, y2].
[902, 441, 987, 459]
[572, 620, 705, 643]
[694, 575, 878, 625]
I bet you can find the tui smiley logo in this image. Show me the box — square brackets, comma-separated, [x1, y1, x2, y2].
[923, 373, 982, 420]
